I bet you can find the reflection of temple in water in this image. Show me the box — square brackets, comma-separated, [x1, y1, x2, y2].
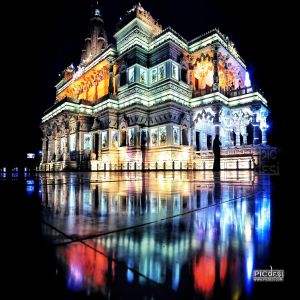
[41, 171, 257, 217]
[40, 2, 276, 172]
[40, 172, 271, 297]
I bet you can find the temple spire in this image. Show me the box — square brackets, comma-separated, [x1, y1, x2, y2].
[93, 0, 102, 17]
[81, 0, 108, 64]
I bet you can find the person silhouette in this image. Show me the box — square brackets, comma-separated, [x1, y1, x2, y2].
[213, 134, 222, 171]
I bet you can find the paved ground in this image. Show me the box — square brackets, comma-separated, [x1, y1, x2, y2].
[3, 171, 289, 299]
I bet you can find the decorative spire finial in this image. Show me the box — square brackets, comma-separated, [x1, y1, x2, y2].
[93, 0, 102, 17]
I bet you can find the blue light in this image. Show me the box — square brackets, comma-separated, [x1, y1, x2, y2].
[172, 262, 180, 291]
[245, 243, 254, 295]
[127, 269, 134, 283]
[26, 185, 35, 195]
[245, 71, 251, 87]
[67, 265, 83, 291]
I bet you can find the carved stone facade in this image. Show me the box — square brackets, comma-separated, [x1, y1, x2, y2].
[40, 3, 273, 171]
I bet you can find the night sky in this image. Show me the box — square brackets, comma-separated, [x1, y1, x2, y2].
[2, 0, 290, 167]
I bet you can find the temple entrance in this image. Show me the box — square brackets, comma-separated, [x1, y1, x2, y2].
[246, 124, 254, 145]
[196, 131, 200, 151]
[207, 135, 212, 150]
[182, 128, 189, 145]
[120, 130, 127, 147]
[94, 133, 99, 159]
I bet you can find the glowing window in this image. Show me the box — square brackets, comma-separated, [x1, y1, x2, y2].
[151, 68, 158, 84]
[173, 126, 180, 145]
[158, 65, 165, 80]
[128, 67, 135, 84]
[151, 128, 158, 146]
[140, 68, 147, 85]
[84, 133, 91, 150]
[172, 63, 179, 80]
[101, 131, 108, 148]
[159, 127, 167, 145]
[194, 60, 213, 89]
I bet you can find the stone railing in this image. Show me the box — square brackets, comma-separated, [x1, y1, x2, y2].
[192, 86, 258, 98]
[194, 145, 278, 158]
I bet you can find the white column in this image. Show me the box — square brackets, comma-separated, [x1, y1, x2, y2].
[235, 125, 241, 147]
[262, 128, 267, 145]
[200, 131, 207, 150]
[63, 131, 70, 161]
[47, 136, 53, 162]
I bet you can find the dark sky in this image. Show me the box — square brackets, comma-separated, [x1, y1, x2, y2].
[2, 0, 290, 167]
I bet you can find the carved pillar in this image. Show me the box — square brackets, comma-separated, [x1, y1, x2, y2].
[235, 122, 241, 146]
[54, 136, 60, 161]
[42, 138, 47, 163]
[191, 127, 196, 150]
[212, 103, 221, 136]
[200, 132, 207, 150]
[109, 64, 114, 95]
[47, 136, 53, 162]
[63, 130, 70, 161]
[226, 128, 232, 147]
[261, 127, 267, 145]
[212, 43, 220, 92]
[97, 131, 101, 158]
[261, 115, 268, 145]
[136, 126, 141, 147]
[243, 131, 247, 146]
[241, 120, 247, 146]
[251, 103, 261, 145]
[252, 113, 260, 145]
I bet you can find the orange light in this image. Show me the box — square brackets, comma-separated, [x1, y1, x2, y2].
[57, 61, 110, 102]
[193, 256, 216, 294]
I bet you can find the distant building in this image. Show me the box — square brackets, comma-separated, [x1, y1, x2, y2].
[40, 2, 274, 171]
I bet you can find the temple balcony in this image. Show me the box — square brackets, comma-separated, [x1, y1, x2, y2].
[191, 86, 268, 108]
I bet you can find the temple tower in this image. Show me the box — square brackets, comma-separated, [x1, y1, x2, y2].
[81, 1, 108, 64]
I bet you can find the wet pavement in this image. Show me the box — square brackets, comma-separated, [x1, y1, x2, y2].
[3, 171, 289, 299]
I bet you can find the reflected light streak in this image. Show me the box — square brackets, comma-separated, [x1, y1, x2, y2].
[193, 256, 215, 295]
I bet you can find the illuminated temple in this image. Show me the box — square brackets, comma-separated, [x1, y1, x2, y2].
[40, 2, 275, 171]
